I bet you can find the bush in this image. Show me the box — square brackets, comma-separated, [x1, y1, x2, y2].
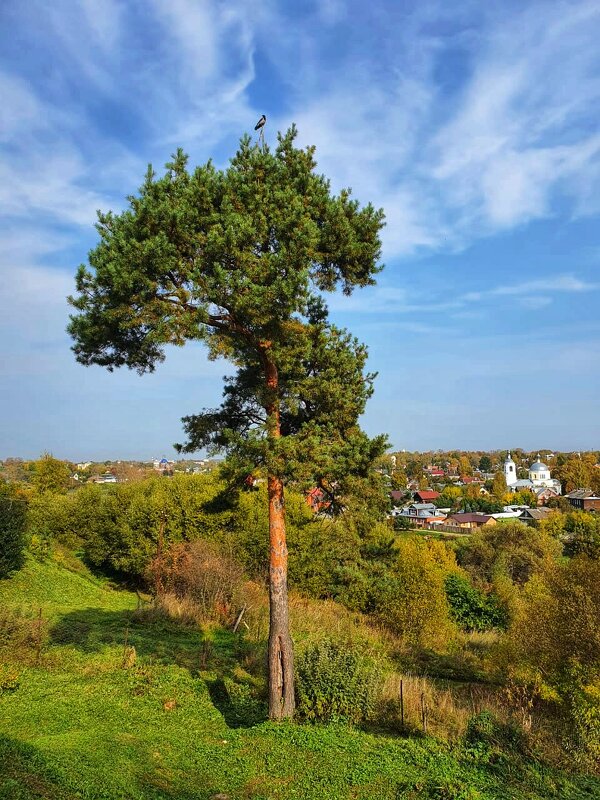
[374, 539, 456, 648]
[456, 521, 561, 587]
[0, 484, 27, 578]
[0, 664, 21, 694]
[76, 474, 233, 578]
[465, 710, 526, 754]
[563, 512, 600, 559]
[295, 639, 382, 724]
[445, 573, 507, 632]
[563, 666, 600, 765]
[502, 556, 600, 762]
[26, 492, 78, 554]
[146, 539, 245, 624]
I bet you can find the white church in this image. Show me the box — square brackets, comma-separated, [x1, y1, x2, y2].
[503, 453, 562, 499]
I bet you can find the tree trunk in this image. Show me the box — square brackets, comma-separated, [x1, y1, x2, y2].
[263, 351, 295, 720]
[267, 472, 295, 719]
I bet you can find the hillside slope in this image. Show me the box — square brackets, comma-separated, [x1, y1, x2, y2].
[1, 554, 599, 800]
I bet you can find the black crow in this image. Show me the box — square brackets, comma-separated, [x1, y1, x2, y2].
[254, 114, 266, 131]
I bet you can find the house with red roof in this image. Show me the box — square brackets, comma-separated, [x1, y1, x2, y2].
[413, 490, 440, 503]
[423, 465, 445, 478]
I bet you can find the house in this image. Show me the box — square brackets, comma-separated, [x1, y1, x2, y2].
[390, 490, 406, 505]
[518, 507, 554, 525]
[413, 490, 440, 503]
[153, 457, 174, 472]
[531, 486, 560, 505]
[396, 503, 447, 528]
[90, 472, 117, 484]
[444, 513, 496, 530]
[424, 466, 445, 478]
[565, 489, 600, 512]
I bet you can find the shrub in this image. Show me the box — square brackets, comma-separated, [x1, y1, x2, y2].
[445, 573, 507, 632]
[502, 556, 600, 762]
[465, 710, 526, 755]
[77, 474, 233, 578]
[31, 452, 71, 494]
[295, 639, 382, 724]
[456, 521, 561, 587]
[0, 483, 27, 578]
[374, 539, 456, 648]
[563, 512, 600, 559]
[26, 492, 78, 553]
[0, 664, 21, 694]
[146, 540, 245, 624]
[563, 666, 600, 765]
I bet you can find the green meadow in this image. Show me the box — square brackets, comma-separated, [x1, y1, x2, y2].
[1, 552, 599, 800]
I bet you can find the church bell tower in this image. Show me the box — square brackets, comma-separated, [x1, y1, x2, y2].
[504, 452, 517, 487]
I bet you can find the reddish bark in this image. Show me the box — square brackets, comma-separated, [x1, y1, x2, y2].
[263, 351, 295, 719]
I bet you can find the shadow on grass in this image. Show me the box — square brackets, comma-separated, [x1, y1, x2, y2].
[49, 607, 238, 670]
[206, 676, 267, 729]
[49, 607, 268, 729]
[0, 735, 75, 800]
[0, 734, 238, 800]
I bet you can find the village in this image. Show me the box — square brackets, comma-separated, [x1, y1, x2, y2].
[387, 453, 600, 533]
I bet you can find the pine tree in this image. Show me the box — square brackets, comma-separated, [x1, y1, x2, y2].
[68, 127, 386, 719]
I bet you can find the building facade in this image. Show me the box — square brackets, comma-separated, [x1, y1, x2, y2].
[503, 453, 561, 495]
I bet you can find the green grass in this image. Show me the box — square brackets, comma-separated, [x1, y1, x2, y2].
[1, 554, 599, 800]
[0, 550, 136, 617]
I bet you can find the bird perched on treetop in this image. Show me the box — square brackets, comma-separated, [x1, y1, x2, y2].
[254, 114, 266, 131]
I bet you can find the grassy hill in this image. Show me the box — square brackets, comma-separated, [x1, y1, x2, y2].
[1, 553, 599, 800]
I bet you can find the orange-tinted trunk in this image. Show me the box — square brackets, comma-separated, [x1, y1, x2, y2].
[263, 352, 295, 719]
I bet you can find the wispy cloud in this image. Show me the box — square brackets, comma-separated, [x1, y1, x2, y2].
[327, 286, 462, 315]
[329, 272, 600, 316]
[462, 274, 600, 302]
[272, 1, 600, 254]
[3, 1, 599, 252]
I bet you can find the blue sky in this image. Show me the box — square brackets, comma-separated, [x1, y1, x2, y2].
[1, 0, 599, 460]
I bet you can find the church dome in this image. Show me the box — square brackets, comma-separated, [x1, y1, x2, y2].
[529, 454, 548, 471]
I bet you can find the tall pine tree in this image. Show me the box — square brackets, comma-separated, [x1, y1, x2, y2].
[68, 127, 386, 718]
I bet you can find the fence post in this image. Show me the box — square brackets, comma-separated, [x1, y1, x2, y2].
[421, 691, 428, 735]
[35, 607, 43, 666]
[400, 679, 404, 730]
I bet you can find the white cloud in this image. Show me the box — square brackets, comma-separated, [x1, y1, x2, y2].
[463, 274, 600, 302]
[0, 73, 41, 142]
[327, 272, 600, 317]
[143, 0, 257, 148]
[427, 1, 600, 235]
[267, 1, 600, 255]
[517, 296, 553, 310]
[4, 1, 599, 257]
[327, 285, 461, 314]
